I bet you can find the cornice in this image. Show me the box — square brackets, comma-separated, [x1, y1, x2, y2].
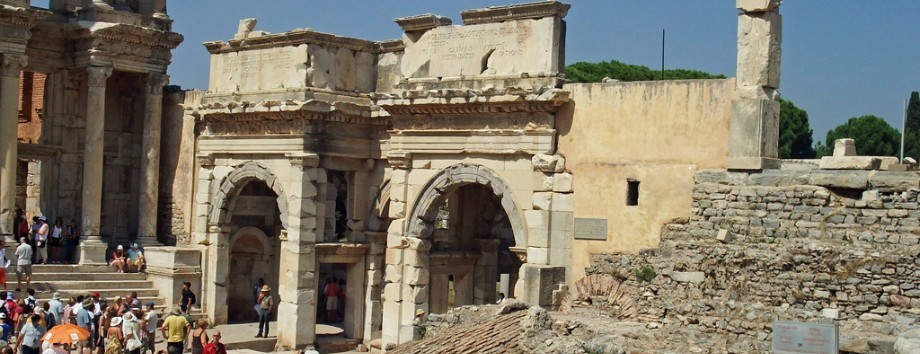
[460, 1, 570, 25]
[205, 28, 379, 55]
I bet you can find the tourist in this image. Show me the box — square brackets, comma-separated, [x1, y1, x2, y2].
[41, 341, 67, 354]
[17, 314, 46, 354]
[49, 218, 64, 264]
[161, 307, 190, 354]
[496, 292, 505, 304]
[40, 302, 55, 328]
[202, 331, 226, 354]
[48, 293, 63, 326]
[15, 237, 33, 292]
[0, 313, 11, 347]
[0, 240, 7, 292]
[15, 210, 29, 242]
[61, 297, 74, 325]
[323, 278, 340, 323]
[4, 293, 15, 315]
[110, 246, 127, 273]
[75, 299, 93, 352]
[190, 319, 209, 354]
[104, 316, 123, 354]
[129, 292, 141, 308]
[127, 244, 145, 273]
[413, 309, 426, 326]
[255, 285, 272, 338]
[97, 306, 117, 350]
[122, 312, 143, 354]
[142, 302, 158, 354]
[179, 282, 195, 313]
[26, 288, 37, 308]
[28, 217, 39, 263]
[33, 217, 48, 265]
[64, 220, 80, 264]
[112, 297, 125, 317]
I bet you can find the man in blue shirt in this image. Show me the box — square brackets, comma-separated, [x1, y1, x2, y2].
[16, 314, 45, 354]
[0, 312, 12, 346]
[75, 299, 93, 352]
[127, 243, 146, 273]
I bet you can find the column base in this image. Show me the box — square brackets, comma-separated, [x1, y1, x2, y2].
[80, 239, 109, 266]
[134, 236, 162, 247]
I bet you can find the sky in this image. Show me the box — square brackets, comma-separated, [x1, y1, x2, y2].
[154, 0, 920, 143]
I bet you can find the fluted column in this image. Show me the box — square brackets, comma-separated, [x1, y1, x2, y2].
[0, 54, 26, 244]
[80, 65, 112, 265]
[137, 73, 168, 246]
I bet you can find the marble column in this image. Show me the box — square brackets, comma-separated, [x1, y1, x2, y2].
[136, 73, 168, 246]
[0, 54, 26, 244]
[80, 66, 112, 265]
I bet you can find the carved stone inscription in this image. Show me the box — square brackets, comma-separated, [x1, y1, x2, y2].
[211, 44, 308, 93]
[401, 17, 559, 78]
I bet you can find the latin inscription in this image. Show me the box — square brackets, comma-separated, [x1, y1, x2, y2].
[423, 23, 532, 61]
[575, 218, 608, 240]
[222, 48, 294, 78]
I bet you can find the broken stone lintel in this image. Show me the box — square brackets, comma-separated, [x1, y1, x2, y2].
[737, 0, 781, 13]
[460, 1, 571, 25]
[394, 13, 452, 33]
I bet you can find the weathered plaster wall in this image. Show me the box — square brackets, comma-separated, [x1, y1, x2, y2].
[557, 79, 734, 282]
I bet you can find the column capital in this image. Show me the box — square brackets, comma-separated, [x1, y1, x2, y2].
[288, 152, 320, 167]
[0, 54, 27, 78]
[145, 72, 169, 94]
[87, 66, 113, 88]
[197, 154, 216, 168]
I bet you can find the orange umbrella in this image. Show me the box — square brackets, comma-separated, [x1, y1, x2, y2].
[42, 324, 90, 344]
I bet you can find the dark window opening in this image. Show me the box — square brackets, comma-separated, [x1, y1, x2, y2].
[626, 179, 640, 206]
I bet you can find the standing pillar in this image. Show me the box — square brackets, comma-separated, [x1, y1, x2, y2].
[0, 54, 26, 244]
[727, 0, 783, 170]
[137, 73, 168, 246]
[80, 66, 112, 265]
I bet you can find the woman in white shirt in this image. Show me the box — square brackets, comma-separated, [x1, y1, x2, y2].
[50, 218, 64, 264]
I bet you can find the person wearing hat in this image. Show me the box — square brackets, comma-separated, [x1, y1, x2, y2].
[413, 309, 426, 326]
[161, 307, 190, 354]
[14, 237, 33, 292]
[48, 292, 63, 326]
[105, 316, 124, 354]
[255, 285, 272, 338]
[126, 244, 146, 273]
[0, 312, 11, 347]
[111, 245, 127, 273]
[122, 312, 143, 354]
[142, 302, 158, 354]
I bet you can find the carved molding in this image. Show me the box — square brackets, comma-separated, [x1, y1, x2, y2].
[394, 14, 452, 33]
[0, 53, 27, 78]
[288, 153, 320, 168]
[206, 28, 379, 55]
[87, 66, 113, 88]
[381, 101, 562, 116]
[386, 151, 412, 170]
[196, 154, 215, 168]
[460, 1, 571, 25]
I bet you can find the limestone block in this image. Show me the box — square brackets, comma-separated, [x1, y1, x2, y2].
[833, 138, 857, 157]
[382, 282, 402, 302]
[405, 237, 431, 251]
[532, 192, 552, 210]
[895, 328, 920, 354]
[551, 193, 574, 212]
[868, 171, 920, 191]
[385, 249, 403, 265]
[403, 249, 429, 268]
[552, 173, 573, 193]
[386, 234, 409, 249]
[382, 299, 402, 328]
[807, 171, 869, 189]
[550, 211, 574, 231]
[518, 264, 565, 307]
[528, 228, 549, 248]
[335, 47, 356, 91]
[532, 153, 565, 173]
[549, 228, 572, 250]
[386, 218, 405, 237]
[736, 0, 781, 12]
[385, 264, 402, 283]
[388, 201, 406, 219]
[403, 284, 427, 303]
[307, 45, 333, 89]
[533, 173, 554, 192]
[736, 10, 782, 88]
[819, 156, 881, 170]
[405, 267, 429, 286]
[527, 247, 549, 265]
[669, 271, 705, 283]
[524, 210, 549, 229]
[727, 97, 780, 170]
[716, 229, 733, 243]
[820, 308, 839, 319]
[355, 51, 377, 92]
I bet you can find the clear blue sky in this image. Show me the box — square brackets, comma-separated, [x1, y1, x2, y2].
[158, 0, 919, 143]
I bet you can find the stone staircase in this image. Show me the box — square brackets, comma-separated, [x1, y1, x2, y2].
[21, 264, 203, 321]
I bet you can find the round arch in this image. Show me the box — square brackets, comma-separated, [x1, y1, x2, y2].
[229, 226, 272, 254]
[209, 161, 288, 228]
[405, 164, 527, 246]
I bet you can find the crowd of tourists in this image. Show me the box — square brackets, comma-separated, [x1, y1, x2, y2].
[0, 289, 226, 354]
[10, 210, 80, 266]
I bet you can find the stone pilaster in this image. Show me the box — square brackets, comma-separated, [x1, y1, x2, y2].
[0, 54, 26, 244]
[727, 0, 782, 171]
[80, 65, 113, 265]
[275, 153, 321, 350]
[137, 73, 168, 246]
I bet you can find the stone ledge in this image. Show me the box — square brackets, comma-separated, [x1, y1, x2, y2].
[819, 156, 881, 170]
[394, 14, 452, 33]
[460, 1, 570, 25]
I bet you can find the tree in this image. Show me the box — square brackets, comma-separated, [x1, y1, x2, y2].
[565, 60, 726, 83]
[778, 99, 816, 159]
[903, 92, 920, 159]
[822, 115, 901, 157]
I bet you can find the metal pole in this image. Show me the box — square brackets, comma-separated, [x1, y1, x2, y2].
[661, 29, 665, 80]
[901, 98, 908, 162]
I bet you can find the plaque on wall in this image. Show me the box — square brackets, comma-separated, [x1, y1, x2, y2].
[574, 218, 607, 240]
[771, 320, 838, 354]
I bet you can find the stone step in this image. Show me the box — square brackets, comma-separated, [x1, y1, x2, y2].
[30, 265, 112, 273]
[28, 280, 154, 291]
[32, 288, 160, 298]
[27, 272, 148, 281]
[35, 295, 166, 305]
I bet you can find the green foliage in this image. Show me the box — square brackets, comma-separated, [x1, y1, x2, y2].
[823, 115, 901, 157]
[778, 99, 816, 159]
[633, 264, 656, 283]
[565, 60, 726, 83]
[904, 92, 920, 159]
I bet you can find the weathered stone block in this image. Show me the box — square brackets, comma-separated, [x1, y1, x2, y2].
[551, 193, 574, 212]
[727, 97, 780, 170]
[532, 153, 565, 173]
[552, 173, 573, 193]
[868, 171, 920, 191]
[819, 156, 881, 170]
[524, 210, 549, 229]
[736, 10, 782, 88]
[405, 267, 429, 286]
[529, 228, 549, 248]
[833, 138, 857, 157]
[518, 264, 565, 307]
[385, 249, 403, 265]
[807, 171, 869, 189]
[669, 271, 705, 283]
[737, 0, 781, 12]
[382, 282, 402, 302]
[716, 229, 733, 243]
[532, 192, 552, 210]
[527, 247, 549, 265]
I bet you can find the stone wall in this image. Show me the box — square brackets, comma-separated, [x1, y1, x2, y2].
[585, 169, 920, 350]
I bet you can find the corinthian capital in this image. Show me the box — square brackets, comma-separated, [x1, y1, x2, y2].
[0, 54, 27, 78]
[146, 73, 169, 94]
[87, 66, 113, 88]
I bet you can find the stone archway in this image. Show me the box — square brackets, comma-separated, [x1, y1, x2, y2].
[210, 161, 289, 229]
[227, 227, 277, 323]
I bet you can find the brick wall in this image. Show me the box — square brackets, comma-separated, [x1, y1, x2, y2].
[17, 71, 47, 143]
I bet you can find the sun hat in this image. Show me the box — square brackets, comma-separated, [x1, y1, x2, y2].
[130, 243, 138, 249]
[117, 245, 123, 250]
[6, 293, 13, 300]
[170, 307, 182, 316]
[110, 317, 123, 327]
[261, 285, 270, 292]
[52, 292, 61, 300]
[0, 313, 6, 319]
[146, 302, 155, 308]
[123, 312, 136, 322]
[92, 292, 100, 297]
[415, 309, 425, 316]
[82, 299, 93, 308]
